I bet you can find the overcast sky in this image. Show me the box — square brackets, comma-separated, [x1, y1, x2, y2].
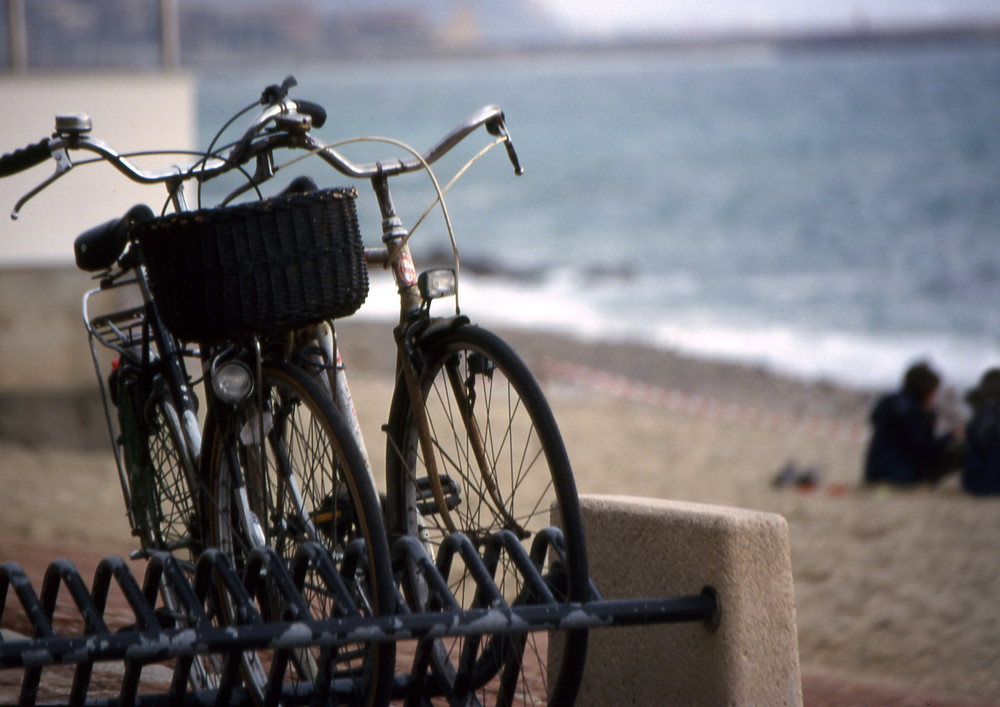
[539, 0, 1000, 36]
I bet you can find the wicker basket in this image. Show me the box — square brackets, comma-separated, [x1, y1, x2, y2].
[135, 187, 368, 344]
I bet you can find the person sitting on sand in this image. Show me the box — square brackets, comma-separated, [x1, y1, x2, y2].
[863, 362, 962, 485]
[962, 368, 1000, 496]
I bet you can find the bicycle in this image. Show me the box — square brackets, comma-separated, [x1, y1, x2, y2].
[2, 76, 589, 706]
[2, 98, 394, 704]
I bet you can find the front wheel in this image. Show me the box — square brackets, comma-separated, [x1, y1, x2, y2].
[202, 360, 394, 706]
[386, 323, 588, 706]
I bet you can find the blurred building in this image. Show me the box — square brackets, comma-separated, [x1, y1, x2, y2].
[1, 0, 562, 72]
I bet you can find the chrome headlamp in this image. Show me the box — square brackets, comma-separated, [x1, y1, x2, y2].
[418, 268, 457, 301]
[212, 360, 254, 404]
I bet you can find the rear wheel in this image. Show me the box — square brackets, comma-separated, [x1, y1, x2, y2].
[143, 388, 199, 553]
[204, 360, 394, 706]
[386, 324, 588, 706]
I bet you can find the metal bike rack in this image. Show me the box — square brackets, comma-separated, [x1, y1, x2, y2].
[0, 529, 720, 706]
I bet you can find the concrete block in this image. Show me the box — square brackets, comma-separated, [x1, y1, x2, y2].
[572, 494, 802, 706]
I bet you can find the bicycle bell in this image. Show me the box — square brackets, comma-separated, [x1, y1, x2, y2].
[55, 114, 93, 138]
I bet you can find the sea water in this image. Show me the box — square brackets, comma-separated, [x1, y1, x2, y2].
[198, 40, 1000, 391]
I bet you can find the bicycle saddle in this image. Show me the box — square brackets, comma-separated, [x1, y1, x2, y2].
[74, 204, 154, 272]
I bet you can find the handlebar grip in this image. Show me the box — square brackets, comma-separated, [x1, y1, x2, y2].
[296, 100, 327, 129]
[0, 139, 51, 178]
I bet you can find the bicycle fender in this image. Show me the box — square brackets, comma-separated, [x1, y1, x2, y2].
[400, 315, 470, 348]
[395, 315, 470, 374]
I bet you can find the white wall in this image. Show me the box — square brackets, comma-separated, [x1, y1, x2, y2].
[0, 74, 195, 265]
[0, 74, 195, 396]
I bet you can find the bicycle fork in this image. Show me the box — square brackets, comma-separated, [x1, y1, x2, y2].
[396, 330, 523, 539]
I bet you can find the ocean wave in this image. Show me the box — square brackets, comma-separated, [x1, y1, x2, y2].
[356, 269, 998, 392]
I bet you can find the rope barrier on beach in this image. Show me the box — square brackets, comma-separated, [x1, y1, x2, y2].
[544, 357, 868, 442]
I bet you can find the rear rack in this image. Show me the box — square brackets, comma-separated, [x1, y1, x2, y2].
[82, 283, 155, 539]
[0, 529, 720, 706]
[82, 275, 149, 356]
[85, 301, 147, 355]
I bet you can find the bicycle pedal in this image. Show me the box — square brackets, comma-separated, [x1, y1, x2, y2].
[414, 475, 461, 515]
[311, 490, 353, 542]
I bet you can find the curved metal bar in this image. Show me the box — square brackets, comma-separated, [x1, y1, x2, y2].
[305, 105, 509, 179]
[483, 530, 556, 605]
[437, 532, 504, 609]
[290, 541, 361, 617]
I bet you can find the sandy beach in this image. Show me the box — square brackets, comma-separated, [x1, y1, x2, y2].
[2, 318, 999, 705]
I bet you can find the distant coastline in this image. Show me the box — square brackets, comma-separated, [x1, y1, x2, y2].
[423, 23, 1000, 63]
[210, 23, 1000, 69]
[188, 22, 1000, 72]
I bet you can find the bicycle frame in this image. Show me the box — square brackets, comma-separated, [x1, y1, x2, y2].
[316, 167, 505, 537]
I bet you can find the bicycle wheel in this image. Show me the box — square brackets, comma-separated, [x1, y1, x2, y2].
[385, 323, 588, 706]
[142, 386, 199, 552]
[134, 382, 226, 690]
[203, 360, 394, 706]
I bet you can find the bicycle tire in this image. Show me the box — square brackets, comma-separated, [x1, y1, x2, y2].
[385, 323, 588, 706]
[202, 361, 394, 707]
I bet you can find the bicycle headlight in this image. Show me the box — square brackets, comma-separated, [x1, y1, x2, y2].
[212, 360, 254, 403]
[418, 268, 456, 301]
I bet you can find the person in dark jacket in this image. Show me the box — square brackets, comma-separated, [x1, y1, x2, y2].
[962, 368, 1000, 496]
[863, 362, 961, 485]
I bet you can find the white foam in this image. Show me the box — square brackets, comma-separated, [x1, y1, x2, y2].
[355, 271, 999, 392]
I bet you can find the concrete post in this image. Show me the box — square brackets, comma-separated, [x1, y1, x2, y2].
[571, 494, 802, 705]
[6, 0, 28, 72]
[158, 0, 180, 70]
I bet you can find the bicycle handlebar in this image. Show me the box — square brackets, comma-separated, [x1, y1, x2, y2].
[1, 80, 522, 218]
[304, 103, 521, 179]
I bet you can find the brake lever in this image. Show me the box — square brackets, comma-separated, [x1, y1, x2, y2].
[485, 112, 524, 176]
[261, 75, 297, 105]
[503, 138, 524, 176]
[11, 145, 73, 220]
